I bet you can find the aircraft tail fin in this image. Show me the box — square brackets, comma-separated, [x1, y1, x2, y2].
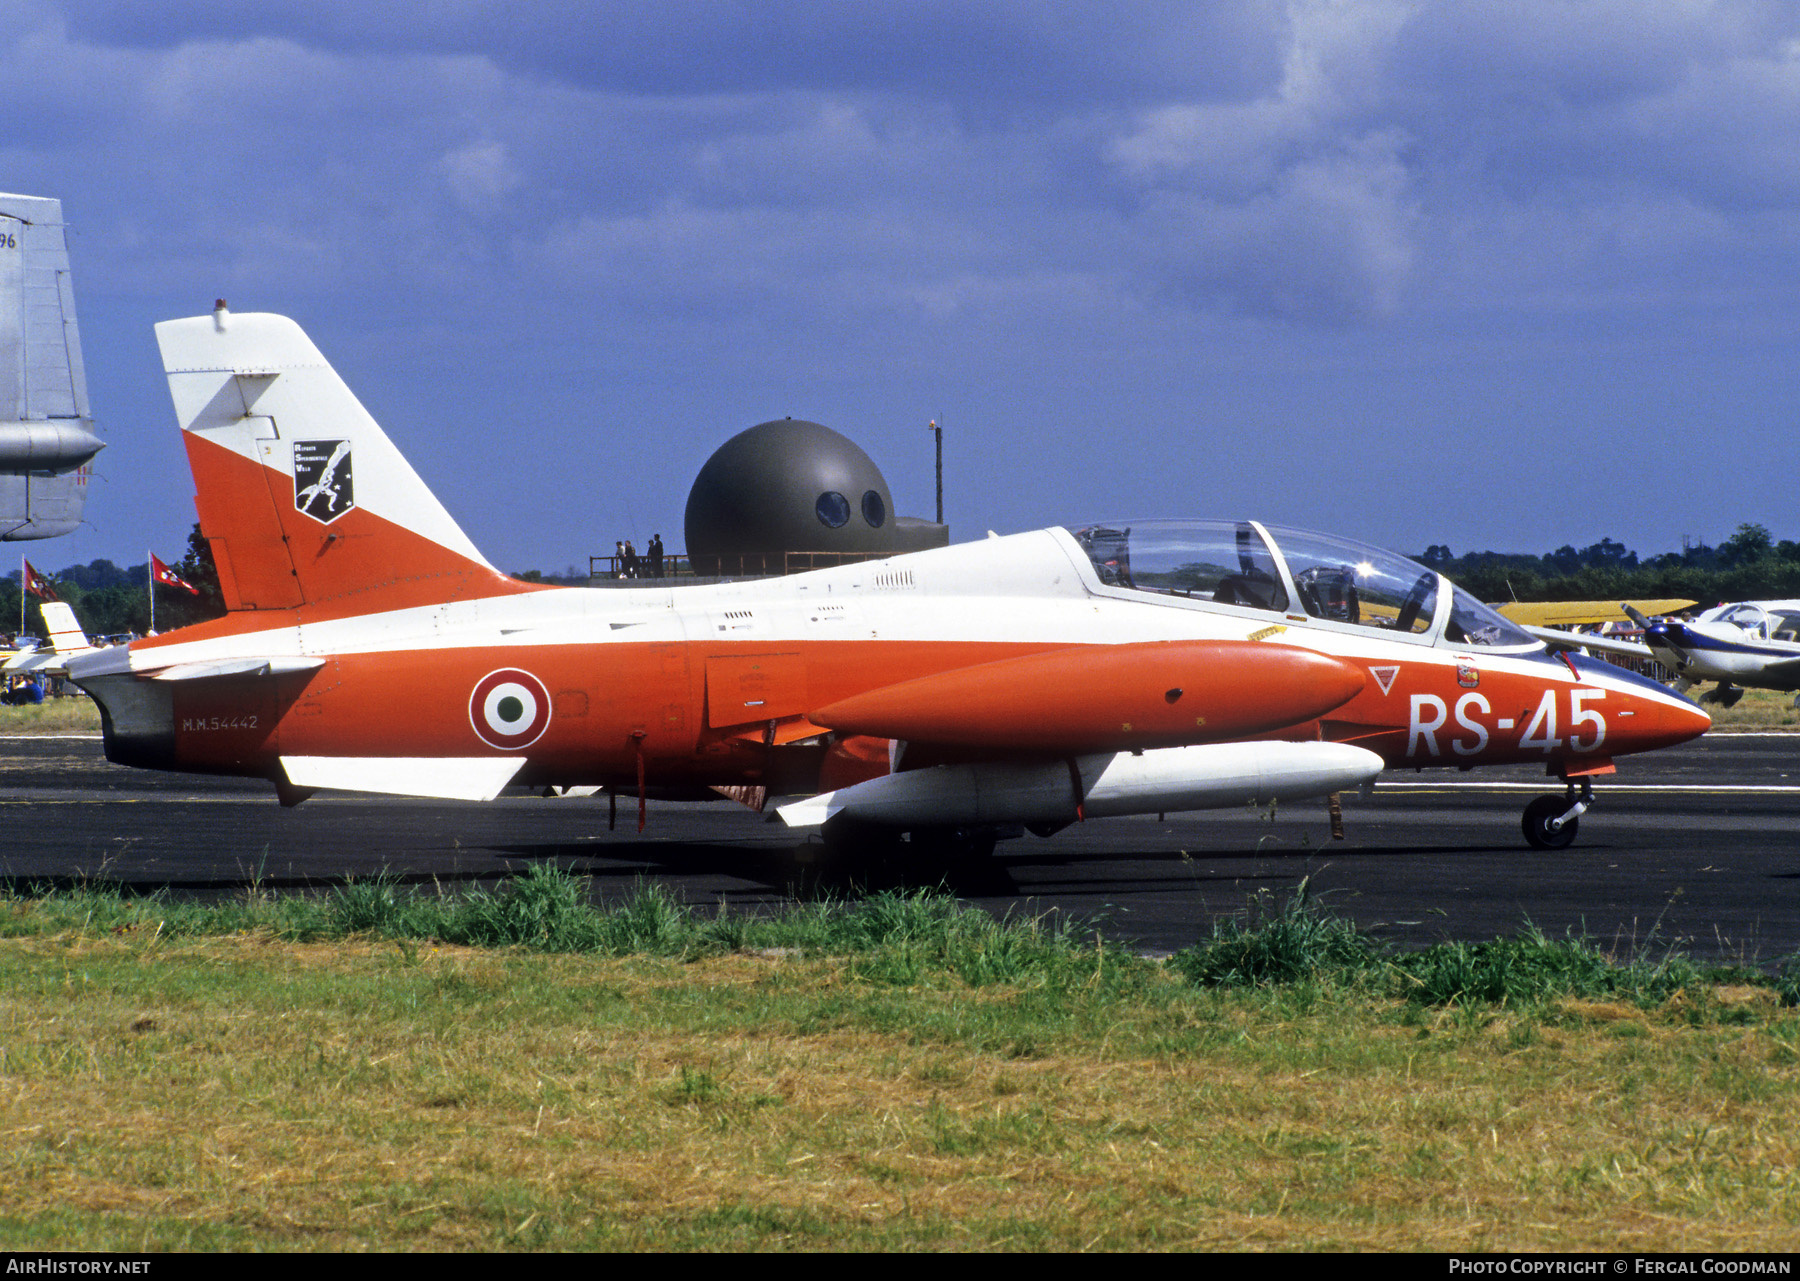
[156, 305, 538, 617]
[38, 600, 92, 653]
[0, 193, 101, 541]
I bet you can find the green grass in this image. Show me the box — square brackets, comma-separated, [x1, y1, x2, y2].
[3, 872, 1799, 1250]
[7, 866, 1795, 1008]
[1705, 687, 1800, 730]
[1170, 880, 1381, 988]
[0, 696, 101, 734]
[315, 867, 1110, 981]
[1167, 879, 1784, 1014]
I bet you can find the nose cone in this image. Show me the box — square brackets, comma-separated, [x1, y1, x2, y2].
[1562, 651, 1708, 757]
[1611, 682, 1711, 756]
[1655, 694, 1712, 747]
[1643, 621, 1700, 668]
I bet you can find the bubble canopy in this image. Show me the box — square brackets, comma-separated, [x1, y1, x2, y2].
[1063, 520, 1537, 650]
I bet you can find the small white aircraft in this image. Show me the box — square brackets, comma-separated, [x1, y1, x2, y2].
[1531, 601, 1800, 708]
[1630, 601, 1800, 707]
[3, 600, 98, 675]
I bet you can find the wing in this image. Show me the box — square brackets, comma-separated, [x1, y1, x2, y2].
[1500, 599, 1697, 628]
[1524, 626, 1657, 662]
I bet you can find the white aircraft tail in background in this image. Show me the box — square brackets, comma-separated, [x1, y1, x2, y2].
[0, 193, 101, 541]
[3, 599, 97, 674]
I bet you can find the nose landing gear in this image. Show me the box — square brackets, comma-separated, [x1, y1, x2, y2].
[1521, 776, 1593, 850]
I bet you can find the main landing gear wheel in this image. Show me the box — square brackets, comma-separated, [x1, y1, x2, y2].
[791, 817, 906, 895]
[1701, 684, 1745, 708]
[1521, 795, 1578, 850]
[908, 826, 999, 863]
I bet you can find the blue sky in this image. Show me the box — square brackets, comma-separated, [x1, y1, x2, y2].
[9, 0, 1800, 574]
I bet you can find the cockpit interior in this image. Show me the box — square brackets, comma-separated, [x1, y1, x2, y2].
[1066, 520, 1538, 650]
[1710, 603, 1800, 643]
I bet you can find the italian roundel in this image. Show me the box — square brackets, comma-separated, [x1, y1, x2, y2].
[469, 668, 552, 750]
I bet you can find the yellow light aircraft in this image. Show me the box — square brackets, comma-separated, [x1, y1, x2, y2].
[1496, 600, 1696, 629]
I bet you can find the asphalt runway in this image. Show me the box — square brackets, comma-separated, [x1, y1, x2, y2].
[5, 732, 1799, 963]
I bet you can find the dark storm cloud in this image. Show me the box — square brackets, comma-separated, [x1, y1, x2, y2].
[1107, 1, 1800, 320]
[58, 0, 1286, 104]
[6, 0, 1799, 567]
[35, 0, 1800, 328]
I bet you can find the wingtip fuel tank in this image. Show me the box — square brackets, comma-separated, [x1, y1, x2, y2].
[810, 640, 1366, 755]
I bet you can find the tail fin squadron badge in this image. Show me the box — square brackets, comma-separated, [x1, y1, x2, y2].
[294, 440, 354, 523]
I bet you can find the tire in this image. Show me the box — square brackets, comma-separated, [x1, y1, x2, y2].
[785, 817, 906, 896]
[908, 826, 999, 863]
[1522, 794, 1577, 850]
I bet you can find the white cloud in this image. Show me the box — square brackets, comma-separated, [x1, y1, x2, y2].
[24, 0, 1797, 331]
[1100, 0, 1800, 321]
[439, 139, 524, 211]
[1105, 1, 1424, 320]
[1134, 130, 1419, 322]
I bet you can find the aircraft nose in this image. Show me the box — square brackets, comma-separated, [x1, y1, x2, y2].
[1624, 689, 1710, 752]
[1566, 651, 1709, 755]
[1666, 696, 1712, 744]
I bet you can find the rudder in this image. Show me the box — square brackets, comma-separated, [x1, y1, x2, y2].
[157, 304, 535, 618]
[38, 600, 91, 652]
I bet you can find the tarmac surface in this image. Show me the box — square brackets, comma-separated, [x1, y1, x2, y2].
[4, 732, 1799, 962]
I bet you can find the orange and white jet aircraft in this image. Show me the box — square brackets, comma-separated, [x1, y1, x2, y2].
[67, 306, 1711, 855]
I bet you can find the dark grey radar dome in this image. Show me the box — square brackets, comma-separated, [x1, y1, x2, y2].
[684, 419, 948, 573]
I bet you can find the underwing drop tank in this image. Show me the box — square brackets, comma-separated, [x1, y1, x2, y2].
[776, 740, 1384, 830]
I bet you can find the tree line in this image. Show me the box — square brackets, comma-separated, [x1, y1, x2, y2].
[3, 525, 225, 639]
[1416, 524, 1800, 609]
[3, 525, 554, 641]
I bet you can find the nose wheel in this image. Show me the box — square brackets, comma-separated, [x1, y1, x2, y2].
[1522, 778, 1592, 850]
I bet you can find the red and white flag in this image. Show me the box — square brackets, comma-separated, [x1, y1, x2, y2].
[150, 553, 199, 596]
[22, 559, 58, 601]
